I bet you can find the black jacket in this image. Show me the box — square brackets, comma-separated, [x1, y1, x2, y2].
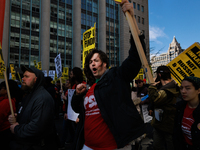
[72, 35, 145, 149]
[13, 68, 57, 149]
[173, 100, 200, 150]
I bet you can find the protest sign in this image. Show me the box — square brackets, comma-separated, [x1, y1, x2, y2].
[114, 0, 122, 3]
[49, 70, 55, 80]
[10, 64, 16, 80]
[141, 104, 153, 123]
[54, 53, 62, 78]
[134, 68, 144, 80]
[67, 89, 79, 121]
[42, 70, 47, 77]
[37, 61, 42, 70]
[0, 45, 5, 79]
[82, 23, 96, 68]
[62, 67, 69, 80]
[167, 42, 200, 85]
[33, 60, 37, 68]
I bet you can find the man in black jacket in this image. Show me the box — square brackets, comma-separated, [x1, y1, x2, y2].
[8, 66, 58, 150]
[71, 1, 145, 150]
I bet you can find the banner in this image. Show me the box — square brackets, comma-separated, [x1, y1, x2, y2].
[54, 54, 62, 78]
[0, 0, 6, 46]
[10, 64, 16, 80]
[82, 23, 96, 68]
[167, 42, 200, 85]
[134, 68, 144, 80]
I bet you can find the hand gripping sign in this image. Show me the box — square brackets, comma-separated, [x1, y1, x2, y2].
[115, 0, 154, 83]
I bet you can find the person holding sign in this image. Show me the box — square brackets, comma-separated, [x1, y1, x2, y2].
[148, 65, 180, 150]
[8, 66, 58, 150]
[173, 76, 200, 150]
[71, 1, 146, 150]
[0, 80, 22, 150]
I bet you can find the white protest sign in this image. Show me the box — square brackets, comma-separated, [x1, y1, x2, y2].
[67, 89, 79, 122]
[54, 53, 62, 78]
[141, 104, 152, 123]
[49, 70, 55, 80]
[42, 70, 47, 77]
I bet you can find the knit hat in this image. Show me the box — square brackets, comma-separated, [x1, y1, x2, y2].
[135, 79, 143, 84]
[183, 76, 200, 88]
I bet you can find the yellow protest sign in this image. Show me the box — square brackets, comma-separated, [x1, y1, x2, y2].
[62, 67, 69, 80]
[37, 61, 42, 70]
[54, 73, 57, 82]
[134, 68, 144, 80]
[114, 0, 122, 3]
[167, 42, 200, 86]
[0, 46, 5, 79]
[82, 23, 96, 68]
[34, 60, 37, 68]
[10, 64, 16, 80]
[17, 72, 22, 83]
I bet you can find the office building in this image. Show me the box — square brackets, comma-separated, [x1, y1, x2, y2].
[2, 0, 149, 74]
[151, 36, 184, 77]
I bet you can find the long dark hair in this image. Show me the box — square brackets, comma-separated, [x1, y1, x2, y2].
[71, 67, 84, 84]
[84, 49, 109, 84]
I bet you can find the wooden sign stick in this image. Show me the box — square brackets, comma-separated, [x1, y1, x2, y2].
[3, 71, 14, 116]
[125, 11, 154, 84]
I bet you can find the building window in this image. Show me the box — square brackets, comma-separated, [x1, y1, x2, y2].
[133, 2, 136, 9]
[137, 4, 140, 11]
[81, 13, 86, 25]
[81, 0, 86, 9]
[141, 6, 144, 12]
[142, 18, 144, 24]
[138, 16, 140, 23]
[87, 0, 92, 12]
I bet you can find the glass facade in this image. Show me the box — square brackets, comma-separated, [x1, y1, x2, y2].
[49, 0, 72, 70]
[10, 0, 40, 67]
[106, 0, 120, 67]
[8, 0, 120, 70]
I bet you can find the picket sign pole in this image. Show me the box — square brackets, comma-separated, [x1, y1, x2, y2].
[3, 71, 14, 116]
[60, 78, 62, 90]
[125, 11, 154, 84]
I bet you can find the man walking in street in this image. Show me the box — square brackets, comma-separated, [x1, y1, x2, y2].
[8, 65, 58, 150]
[71, 1, 146, 150]
[148, 65, 180, 150]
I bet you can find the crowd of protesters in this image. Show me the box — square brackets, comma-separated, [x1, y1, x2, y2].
[0, 0, 199, 150]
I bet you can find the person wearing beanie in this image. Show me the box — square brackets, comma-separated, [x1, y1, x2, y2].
[173, 76, 200, 150]
[8, 66, 58, 149]
[148, 65, 180, 150]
